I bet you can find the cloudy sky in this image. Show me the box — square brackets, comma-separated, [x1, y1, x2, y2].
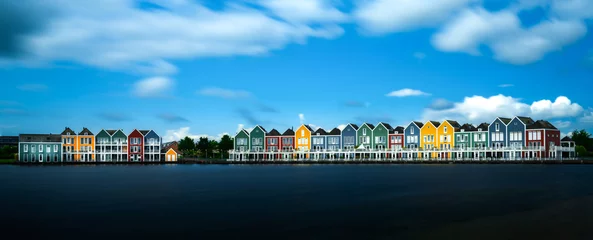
[1, 0, 592, 141]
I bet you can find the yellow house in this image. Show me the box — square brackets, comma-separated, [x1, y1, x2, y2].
[165, 148, 180, 162]
[295, 124, 313, 151]
[420, 121, 440, 158]
[76, 128, 95, 162]
[438, 120, 461, 158]
[61, 127, 77, 162]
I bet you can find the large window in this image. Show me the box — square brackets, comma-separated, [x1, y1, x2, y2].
[411, 128, 414, 134]
[39, 145, 43, 152]
[495, 123, 500, 131]
[344, 136, 355, 144]
[24, 145, 28, 152]
[362, 128, 367, 135]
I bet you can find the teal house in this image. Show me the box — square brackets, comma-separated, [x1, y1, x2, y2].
[19, 134, 62, 163]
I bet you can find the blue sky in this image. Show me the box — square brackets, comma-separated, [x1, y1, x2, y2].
[1, 0, 592, 141]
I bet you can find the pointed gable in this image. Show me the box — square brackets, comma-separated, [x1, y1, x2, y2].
[413, 121, 424, 128]
[349, 123, 359, 130]
[460, 123, 477, 132]
[476, 123, 489, 131]
[499, 117, 512, 124]
[378, 122, 393, 131]
[282, 128, 295, 136]
[253, 125, 268, 134]
[429, 121, 441, 128]
[516, 116, 535, 125]
[139, 130, 150, 136]
[78, 127, 94, 135]
[106, 130, 117, 135]
[61, 127, 76, 135]
[267, 129, 281, 136]
[313, 128, 327, 135]
[328, 128, 341, 135]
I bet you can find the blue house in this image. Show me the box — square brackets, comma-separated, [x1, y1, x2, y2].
[508, 116, 534, 149]
[404, 121, 423, 149]
[341, 123, 359, 150]
[311, 128, 327, 151]
[326, 128, 341, 150]
[19, 134, 62, 163]
[489, 117, 511, 159]
[142, 130, 161, 162]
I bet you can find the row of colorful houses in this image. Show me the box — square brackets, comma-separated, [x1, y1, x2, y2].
[234, 116, 567, 158]
[18, 128, 181, 163]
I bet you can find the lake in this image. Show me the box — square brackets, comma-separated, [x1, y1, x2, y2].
[1, 164, 593, 239]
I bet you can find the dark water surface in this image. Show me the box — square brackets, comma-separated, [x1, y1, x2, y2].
[1, 164, 593, 239]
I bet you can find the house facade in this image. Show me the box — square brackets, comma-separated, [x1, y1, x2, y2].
[280, 129, 295, 152]
[295, 124, 313, 151]
[165, 148, 180, 162]
[95, 129, 112, 162]
[420, 121, 439, 150]
[438, 120, 460, 150]
[311, 128, 327, 151]
[373, 122, 392, 150]
[77, 128, 95, 162]
[455, 124, 475, 158]
[472, 123, 489, 149]
[404, 121, 423, 149]
[388, 126, 405, 150]
[234, 129, 249, 152]
[111, 130, 128, 162]
[61, 127, 76, 162]
[143, 130, 161, 162]
[265, 129, 281, 152]
[326, 128, 341, 150]
[526, 120, 560, 158]
[250, 125, 266, 152]
[128, 129, 144, 162]
[19, 134, 62, 163]
[489, 117, 510, 149]
[341, 124, 358, 150]
[357, 123, 375, 149]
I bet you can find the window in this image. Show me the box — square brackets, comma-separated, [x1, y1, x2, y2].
[495, 123, 500, 131]
[301, 130, 305, 137]
[518, 132, 522, 141]
[40, 155, 43, 161]
[536, 132, 541, 140]
[39, 145, 43, 152]
[24, 145, 28, 152]
[444, 126, 448, 133]
[411, 128, 414, 134]
[363, 128, 367, 135]
[46, 146, 51, 153]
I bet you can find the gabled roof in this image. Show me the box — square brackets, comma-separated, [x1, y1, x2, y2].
[413, 121, 424, 128]
[377, 122, 393, 130]
[313, 128, 327, 136]
[162, 141, 178, 149]
[267, 129, 281, 136]
[78, 127, 93, 135]
[328, 128, 341, 135]
[390, 126, 405, 134]
[61, 127, 76, 135]
[348, 123, 359, 130]
[476, 123, 489, 131]
[460, 123, 477, 132]
[360, 123, 375, 130]
[445, 120, 461, 129]
[165, 147, 181, 155]
[499, 117, 512, 124]
[20, 134, 62, 142]
[106, 130, 117, 135]
[236, 129, 250, 136]
[516, 116, 535, 125]
[527, 120, 558, 130]
[282, 128, 295, 136]
[140, 130, 150, 136]
[428, 121, 441, 128]
[302, 124, 314, 132]
[253, 125, 268, 134]
[561, 136, 572, 141]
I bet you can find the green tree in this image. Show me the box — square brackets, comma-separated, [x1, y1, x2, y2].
[571, 129, 592, 152]
[576, 145, 589, 157]
[218, 135, 234, 159]
[208, 140, 219, 158]
[178, 136, 196, 155]
[197, 137, 209, 158]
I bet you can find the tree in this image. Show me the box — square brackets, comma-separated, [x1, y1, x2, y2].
[219, 135, 234, 159]
[208, 140, 219, 158]
[576, 145, 589, 157]
[178, 136, 196, 155]
[571, 129, 593, 152]
[197, 137, 209, 158]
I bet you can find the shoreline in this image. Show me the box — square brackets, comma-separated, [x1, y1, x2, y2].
[3, 159, 593, 165]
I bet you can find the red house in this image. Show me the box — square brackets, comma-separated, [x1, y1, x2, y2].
[128, 129, 144, 162]
[280, 128, 295, 152]
[526, 120, 560, 158]
[388, 126, 405, 150]
[265, 129, 281, 159]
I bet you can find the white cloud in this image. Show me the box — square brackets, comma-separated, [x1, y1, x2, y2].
[309, 124, 321, 131]
[197, 87, 252, 99]
[551, 0, 593, 20]
[432, 7, 587, 65]
[17, 84, 48, 92]
[236, 124, 245, 134]
[354, 0, 475, 34]
[337, 124, 347, 131]
[133, 76, 173, 97]
[10, 0, 345, 74]
[413, 52, 426, 60]
[580, 109, 593, 123]
[428, 98, 454, 110]
[499, 84, 514, 87]
[163, 126, 228, 142]
[422, 94, 584, 124]
[299, 113, 305, 124]
[386, 88, 430, 97]
[553, 120, 571, 129]
[258, 0, 348, 24]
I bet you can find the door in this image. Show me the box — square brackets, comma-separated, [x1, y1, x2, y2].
[172, 155, 176, 162]
[167, 154, 171, 161]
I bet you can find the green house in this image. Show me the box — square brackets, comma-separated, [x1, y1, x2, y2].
[234, 129, 250, 152]
[249, 125, 267, 152]
[471, 123, 490, 149]
[19, 134, 62, 163]
[372, 122, 392, 150]
[357, 123, 375, 149]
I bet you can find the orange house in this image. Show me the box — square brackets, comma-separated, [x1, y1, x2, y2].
[61, 127, 77, 162]
[76, 128, 95, 162]
[294, 124, 313, 158]
[165, 148, 180, 162]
